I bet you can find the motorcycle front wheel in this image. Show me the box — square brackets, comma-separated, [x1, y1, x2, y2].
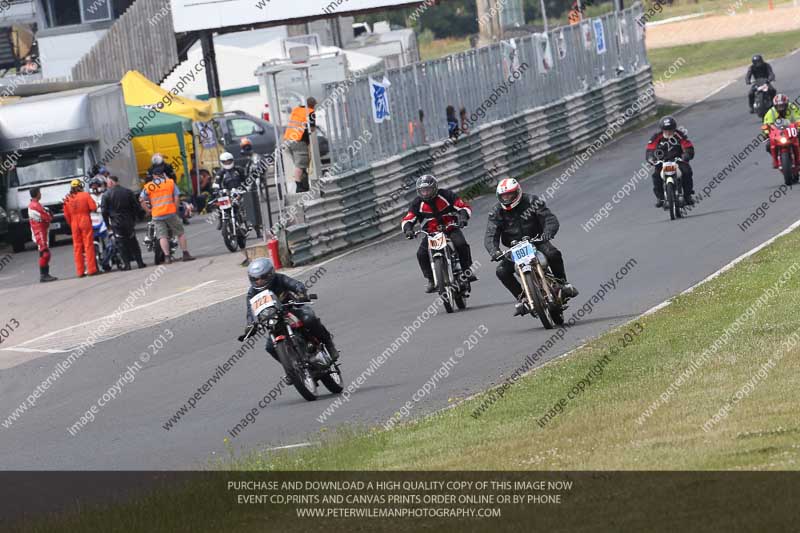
[222, 220, 238, 252]
[523, 270, 553, 329]
[433, 256, 454, 313]
[666, 182, 677, 221]
[276, 342, 318, 401]
[781, 151, 793, 187]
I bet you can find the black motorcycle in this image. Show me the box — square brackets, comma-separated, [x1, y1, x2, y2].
[752, 78, 774, 118]
[240, 291, 342, 402]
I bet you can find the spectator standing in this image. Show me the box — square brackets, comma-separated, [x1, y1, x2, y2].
[139, 175, 195, 264]
[28, 187, 58, 282]
[283, 97, 317, 193]
[447, 105, 460, 140]
[103, 176, 146, 270]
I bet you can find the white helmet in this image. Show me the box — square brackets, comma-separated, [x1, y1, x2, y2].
[220, 151, 235, 170]
[151, 153, 164, 165]
[496, 178, 522, 210]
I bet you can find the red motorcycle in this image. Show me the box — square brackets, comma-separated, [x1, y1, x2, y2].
[763, 118, 800, 186]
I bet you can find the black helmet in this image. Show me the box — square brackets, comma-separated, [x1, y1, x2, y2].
[660, 116, 677, 132]
[247, 258, 275, 290]
[752, 54, 764, 65]
[416, 174, 438, 201]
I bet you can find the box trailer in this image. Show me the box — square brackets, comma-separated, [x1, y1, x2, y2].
[0, 83, 137, 252]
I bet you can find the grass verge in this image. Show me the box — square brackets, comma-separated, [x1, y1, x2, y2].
[649, 28, 800, 80]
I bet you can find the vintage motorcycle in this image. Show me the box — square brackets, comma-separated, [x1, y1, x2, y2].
[209, 185, 249, 252]
[654, 157, 686, 220]
[494, 235, 565, 330]
[240, 290, 343, 402]
[92, 218, 124, 272]
[763, 118, 800, 186]
[415, 222, 470, 313]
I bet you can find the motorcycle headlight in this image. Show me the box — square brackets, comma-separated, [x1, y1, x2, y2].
[9, 209, 20, 223]
[780, 136, 788, 144]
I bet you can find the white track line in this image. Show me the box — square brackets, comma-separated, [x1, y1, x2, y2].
[2, 280, 217, 352]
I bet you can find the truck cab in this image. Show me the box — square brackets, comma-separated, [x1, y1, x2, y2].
[1, 144, 94, 252]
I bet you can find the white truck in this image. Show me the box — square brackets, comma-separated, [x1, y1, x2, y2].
[0, 83, 137, 253]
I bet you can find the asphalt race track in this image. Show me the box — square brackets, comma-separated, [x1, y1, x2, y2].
[2, 52, 800, 470]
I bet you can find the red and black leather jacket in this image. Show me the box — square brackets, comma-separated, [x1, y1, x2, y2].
[646, 130, 694, 163]
[401, 189, 471, 233]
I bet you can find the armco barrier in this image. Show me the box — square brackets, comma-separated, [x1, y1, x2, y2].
[285, 67, 655, 266]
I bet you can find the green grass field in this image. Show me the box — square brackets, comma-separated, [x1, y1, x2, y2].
[649, 28, 800, 80]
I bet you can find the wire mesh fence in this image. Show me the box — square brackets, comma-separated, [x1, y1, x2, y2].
[321, 3, 648, 174]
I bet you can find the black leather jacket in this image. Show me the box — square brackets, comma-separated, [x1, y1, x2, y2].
[484, 194, 559, 254]
[746, 63, 775, 84]
[215, 167, 246, 190]
[245, 274, 307, 325]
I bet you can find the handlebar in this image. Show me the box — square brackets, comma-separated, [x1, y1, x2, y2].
[413, 222, 462, 238]
[491, 235, 543, 262]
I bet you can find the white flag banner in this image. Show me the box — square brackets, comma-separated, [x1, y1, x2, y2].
[618, 16, 629, 44]
[593, 18, 607, 55]
[534, 33, 553, 74]
[369, 76, 392, 123]
[501, 38, 520, 78]
[557, 29, 568, 60]
[581, 21, 593, 51]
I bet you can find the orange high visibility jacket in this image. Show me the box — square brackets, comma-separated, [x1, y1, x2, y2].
[283, 105, 314, 142]
[145, 177, 177, 218]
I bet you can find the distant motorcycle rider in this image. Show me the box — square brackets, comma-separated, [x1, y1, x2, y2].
[485, 178, 578, 316]
[215, 152, 246, 190]
[646, 116, 695, 207]
[401, 174, 477, 293]
[243, 258, 339, 362]
[762, 94, 800, 153]
[746, 54, 776, 113]
[147, 153, 177, 181]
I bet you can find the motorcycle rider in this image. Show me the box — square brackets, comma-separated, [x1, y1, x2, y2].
[88, 177, 114, 271]
[762, 94, 800, 153]
[103, 175, 146, 270]
[401, 174, 478, 293]
[243, 258, 340, 363]
[28, 187, 58, 282]
[147, 153, 177, 182]
[215, 152, 246, 190]
[485, 178, 578, 316]
[646, 116, 695, 207]
[746, 54, 776, 113]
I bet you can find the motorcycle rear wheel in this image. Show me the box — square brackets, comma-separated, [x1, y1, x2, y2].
[434, 256, 454, 313]
[276, 342, 318, 401]
[523, 271, 553, 329]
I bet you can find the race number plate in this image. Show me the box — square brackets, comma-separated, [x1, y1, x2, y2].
[427, 232, 447, 250]
[217, 196, 231, 208]
[510, 241, 536, 264]
[249, 291, 276, 317]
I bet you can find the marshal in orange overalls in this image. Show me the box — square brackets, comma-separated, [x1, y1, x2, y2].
[64, 190, 98, 276]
